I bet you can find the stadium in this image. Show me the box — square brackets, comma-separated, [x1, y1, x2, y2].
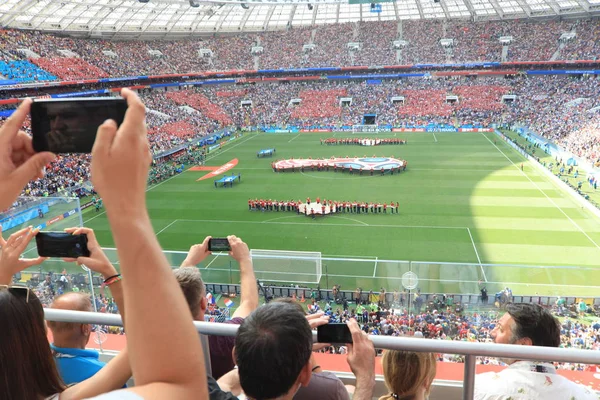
[1, 0, 600, 398]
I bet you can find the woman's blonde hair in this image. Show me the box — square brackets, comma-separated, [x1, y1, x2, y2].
[378, 350, 437, 400]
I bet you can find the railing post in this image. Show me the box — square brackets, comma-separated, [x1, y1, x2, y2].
[200, 334, 212, 377]
[463, 355, 476, 400]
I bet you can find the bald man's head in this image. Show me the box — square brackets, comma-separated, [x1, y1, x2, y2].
[47, 293, 93, 348]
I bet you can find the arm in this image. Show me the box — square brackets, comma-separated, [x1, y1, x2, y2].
[229, 236, 258, 319]
[180, 236, 211, 268]
[63, 227, 125, 319]
[216, 369, 242, 397]
[346, 319, 376, 400]
[0, 98, 56, 211]
[90, 89, 207, 398]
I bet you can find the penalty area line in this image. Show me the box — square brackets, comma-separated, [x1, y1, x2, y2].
[466, 227, 487, 282]
[156, 219, 179, 236]
[288, 133, 301, 143]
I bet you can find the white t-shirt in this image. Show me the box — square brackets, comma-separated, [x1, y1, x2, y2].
[474, 361, 599, 400]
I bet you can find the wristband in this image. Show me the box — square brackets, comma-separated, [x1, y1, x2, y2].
[103, 274, 122, 286]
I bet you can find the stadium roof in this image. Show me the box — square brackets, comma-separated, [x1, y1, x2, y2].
[1, 0, 599, 36]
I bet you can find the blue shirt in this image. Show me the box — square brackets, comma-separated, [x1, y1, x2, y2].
[50, 344, 106, 385]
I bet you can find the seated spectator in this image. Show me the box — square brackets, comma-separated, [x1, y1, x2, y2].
[48, 292, 103, 384]
[176, 235, 258, 380]
[47, 227, 126, 386]
[226, 302, 376, 400]
[379, 350, 436, 400]
[474, 303, 597, 400]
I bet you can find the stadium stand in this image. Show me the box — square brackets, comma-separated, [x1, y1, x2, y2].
[32, 57, 109, 80]
[0, 59, 57, 82]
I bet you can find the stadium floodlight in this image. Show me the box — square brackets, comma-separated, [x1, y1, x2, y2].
[189, 0, 200, 7]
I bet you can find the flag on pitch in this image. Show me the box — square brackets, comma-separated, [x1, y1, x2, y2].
[206, 293, 215, 305]
[224, 299, 234, 308]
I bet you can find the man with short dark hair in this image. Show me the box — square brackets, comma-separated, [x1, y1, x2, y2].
[474, 303, 597, 400]
[230, 302, 376, 400]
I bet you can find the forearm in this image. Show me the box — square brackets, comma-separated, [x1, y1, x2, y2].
[100, 265, 126, 321]
[107, 281, 125, 321]
[239, 259, 258, 307]
[216, 369, 242, 396]
[107, 210, 206, 390]
[352, 375, 376, 400]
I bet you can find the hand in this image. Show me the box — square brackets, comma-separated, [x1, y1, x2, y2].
[91, 89, 150, 214]
[0, 226, 46, 279]
[181, 236, 211, 267]
[306, 311, 330, 330]
[346, 319, 376, 382]
[227, 235, 250, 264]
[0, 99, 56, 210]
[63, 227, 116, 278]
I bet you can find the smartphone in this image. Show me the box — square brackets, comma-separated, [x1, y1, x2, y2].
[31, 98, 128, 154]
[208, 238, 231, 252]
[35, 232, 90, 258]
[317, 324, 353, 344]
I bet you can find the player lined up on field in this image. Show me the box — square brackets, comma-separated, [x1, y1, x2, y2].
[249, 198, 400, 214]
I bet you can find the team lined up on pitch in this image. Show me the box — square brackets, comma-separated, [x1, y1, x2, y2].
[249, 197, 400, 216]
[321, 138, 407, 145]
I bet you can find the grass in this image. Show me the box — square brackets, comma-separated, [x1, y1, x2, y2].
[13, 131, 600, 297]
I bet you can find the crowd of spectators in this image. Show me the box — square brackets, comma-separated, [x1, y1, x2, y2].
[0, 19, 599, 82]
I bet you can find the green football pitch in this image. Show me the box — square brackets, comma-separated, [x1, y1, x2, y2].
[17, 131, 600, 297]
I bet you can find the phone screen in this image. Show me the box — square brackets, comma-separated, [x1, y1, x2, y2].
[208, 238, 231, 252]
[35, 232, 90, 258]
[31, 98, 127, 154]
[317, 324, 353, 344]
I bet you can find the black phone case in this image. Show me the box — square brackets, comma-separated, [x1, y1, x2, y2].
[31, 98, 127, 154]
[208, 238, 231, 252]
[317, 324, 353, 343]
[36, 232, 90, 258]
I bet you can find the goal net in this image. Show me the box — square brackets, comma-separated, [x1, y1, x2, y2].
[250, 249, 322, 285]
[352, 124, 381, 134]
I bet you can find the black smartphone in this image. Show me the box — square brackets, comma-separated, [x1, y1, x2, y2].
[208, 238, 231, 252]
[31, 98, 128, 154]
[317, 324, 353, 344]
[35, 232, 90, 258]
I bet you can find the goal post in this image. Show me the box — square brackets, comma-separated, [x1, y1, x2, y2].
[249, 249, 322, 285]
[352, 124, 381, 134]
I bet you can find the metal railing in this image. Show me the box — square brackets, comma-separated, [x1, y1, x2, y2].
[44, 308, 600, 400]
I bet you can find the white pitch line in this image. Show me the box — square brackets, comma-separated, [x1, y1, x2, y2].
[288, 133, 301, 143]
[467, 227, 487, 282]
[373, 256, 379, 278]
[177, 218, 467, 230]
[432, 132, 438, 143]
[481, 132, 600, 250]
[156, 219, 179, 236]
[84, 133, 259, 224]
[204, 254, 222, 270]
[330, 216, 369, 226]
